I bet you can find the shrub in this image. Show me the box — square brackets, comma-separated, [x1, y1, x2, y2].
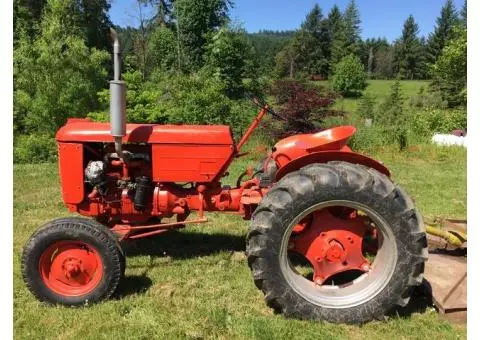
[409, 107, 467, 137]
[331, 55, 368, 96]
[375, 80, 409, 150]
[357, 93, 376, 120]
[264, 79, 339, 139]
[88, 70, 257, 139]
[408, 86, 447, 109]
[14, 134, 57, 164]
[430, 27, 467, 108]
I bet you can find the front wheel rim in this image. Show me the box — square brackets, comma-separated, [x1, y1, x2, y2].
[280, 200, 397, 309]
[39, 240, 104, 297]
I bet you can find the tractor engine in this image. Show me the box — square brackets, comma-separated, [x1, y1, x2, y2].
[56, 125, 267, 230]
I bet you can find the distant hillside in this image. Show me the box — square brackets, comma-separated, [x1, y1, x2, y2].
[247, 30, 296, 74]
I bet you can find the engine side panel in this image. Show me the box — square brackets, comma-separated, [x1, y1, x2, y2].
[152, 144, 235, 182]
[58, 142, 84, 204]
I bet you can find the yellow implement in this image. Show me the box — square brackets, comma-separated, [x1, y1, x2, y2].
[425, 218, 467, 249]
[423, 218, 467, 323]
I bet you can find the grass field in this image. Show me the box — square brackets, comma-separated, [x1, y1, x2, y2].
[13, 138, 466, 339]
[315, 80, 430, 113]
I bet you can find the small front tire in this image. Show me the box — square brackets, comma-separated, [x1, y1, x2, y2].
[22, 217, 125, 306]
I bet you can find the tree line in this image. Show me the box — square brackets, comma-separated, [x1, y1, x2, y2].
[270, 0, 466, 80]
[13, 0, 467, 163]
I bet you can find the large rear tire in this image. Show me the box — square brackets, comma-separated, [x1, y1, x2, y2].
[22, 217, 125, 306]
[246, 162, 427, 324]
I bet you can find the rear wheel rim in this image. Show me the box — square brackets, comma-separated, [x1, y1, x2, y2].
[280, 200, 397, 309]
[39, 241, 103, 297]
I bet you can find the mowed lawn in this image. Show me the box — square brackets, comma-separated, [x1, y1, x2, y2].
[13, 141, 466, 339]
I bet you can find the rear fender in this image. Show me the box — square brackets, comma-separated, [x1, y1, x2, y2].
[275, 151, 390, 181]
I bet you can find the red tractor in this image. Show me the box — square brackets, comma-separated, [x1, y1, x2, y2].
[21, 31, 427, 324]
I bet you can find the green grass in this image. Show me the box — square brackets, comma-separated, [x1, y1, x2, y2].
[14, 138, 466, 339]
[315, 80, 429, 113]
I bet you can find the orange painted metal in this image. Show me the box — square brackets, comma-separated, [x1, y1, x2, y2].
[290, 208, 371, 284]
[38, 240, 103, 296]
[236, 105, 268, 151]
[151, 144, 234, 182]
[270, 125, 390, 180]
[53, 105, 391, 238]
[272, 126, 357, 168]
[275, 150, 390, 180]
[57, 120, 234, 145]
[58, 143, 84, 204]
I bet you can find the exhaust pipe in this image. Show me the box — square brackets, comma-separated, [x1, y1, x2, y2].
[109, 28, 127, 161]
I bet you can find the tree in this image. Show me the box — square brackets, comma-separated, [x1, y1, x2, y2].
[14, 0, 47, 43]
[73, 0, 113, 52]
[328, 1, 362, 72]
[327, 5, 345, 72]
[427, 0, 459, 64]
[275, 31, 312, 78]
[430, 27, 467, 107]
[460, 0, 467, 28]
[299, 4, 330, 76]
[331, 54, 368, 96]
[205, 25, 256, 98]
[174, 0, 231, 72]
[343, 0, 361, 56]
[147, 25, 178, 73]
[393, 15, 426, 79]
[374, 47, 395, 79]
[248, 30, 294, 74]
[14, 0, 109, 135]
[378, 79, 408, 150]
[359, 38, 390, 77]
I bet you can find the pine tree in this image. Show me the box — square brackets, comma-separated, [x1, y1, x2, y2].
[328, 0, 361, 74]
[343, 0, 361, 56]
[300, 4, 330, 76]
[328, 5, 345, 73]
[460, 0, 467, 28]
[427, 0, 459, 64]
[394, 15, 425, 79]
[301, 4, 322, 34]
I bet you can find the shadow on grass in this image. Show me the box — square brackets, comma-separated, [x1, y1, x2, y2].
[121, 229, 246, 260]
[113, 230, 246, 297]
[387, 281, 434, 319]
[114, 275, 153, 298]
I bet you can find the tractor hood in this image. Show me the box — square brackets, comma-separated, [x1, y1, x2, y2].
[56, 118, 234, 145]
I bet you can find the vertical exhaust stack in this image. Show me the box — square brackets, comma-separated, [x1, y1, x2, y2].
[109, 28, 127, 161]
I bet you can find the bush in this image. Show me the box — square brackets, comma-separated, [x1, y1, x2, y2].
[331, 55, 368, 96]
[264, 79, 339, 139]
[408, 86, 447, 109]
[14, 134, 57, 163]
[430, 27, 467, 108]
[88, 70, 257, 139]
[357, 93, 376, 120]
[409, 107, 467, 137]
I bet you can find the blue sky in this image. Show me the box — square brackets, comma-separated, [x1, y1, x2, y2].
[109, 0, 465, 42]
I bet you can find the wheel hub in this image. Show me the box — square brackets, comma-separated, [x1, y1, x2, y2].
[290, 208, 372, 285]
[39, 241, 103, 296]
[63, 258, 83, 279]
